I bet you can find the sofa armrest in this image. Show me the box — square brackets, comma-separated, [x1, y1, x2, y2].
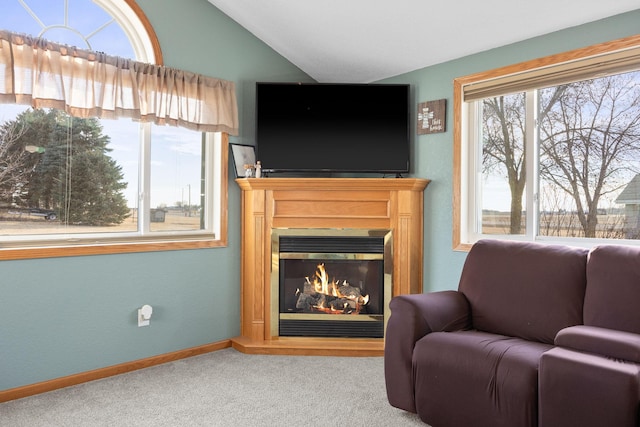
[384, 291, 470, 413]
[393, 291, 471, 333]
[387, 291, 471, 351]
[555, 325, 640, 363]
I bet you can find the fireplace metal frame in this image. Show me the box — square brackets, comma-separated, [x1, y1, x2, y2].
[270, 228, 393, 338]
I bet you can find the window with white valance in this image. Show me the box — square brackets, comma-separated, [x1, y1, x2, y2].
[0, 1, 233, 259]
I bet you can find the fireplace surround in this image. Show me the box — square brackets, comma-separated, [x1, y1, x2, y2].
[232, 177, 429, 356]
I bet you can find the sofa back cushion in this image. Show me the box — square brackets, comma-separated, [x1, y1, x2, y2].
[584, 245, 640, 333]
[459, 239, 588, 344]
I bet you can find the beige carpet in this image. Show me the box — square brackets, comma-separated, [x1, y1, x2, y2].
[1, 348, 427, 426]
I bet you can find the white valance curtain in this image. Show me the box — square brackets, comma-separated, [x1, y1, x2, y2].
[0, 30, 239, 135]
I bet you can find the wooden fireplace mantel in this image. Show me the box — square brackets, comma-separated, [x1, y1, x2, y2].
[231, 177, 430, 356]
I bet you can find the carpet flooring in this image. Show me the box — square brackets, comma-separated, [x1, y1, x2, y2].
[1, 348, 427, 426]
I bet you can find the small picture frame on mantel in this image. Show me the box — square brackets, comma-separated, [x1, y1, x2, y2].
[230, 143, 256, 178]
[417, 99, 446, 135]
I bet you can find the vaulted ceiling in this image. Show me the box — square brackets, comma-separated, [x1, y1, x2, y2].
[208, 0, 639, 83]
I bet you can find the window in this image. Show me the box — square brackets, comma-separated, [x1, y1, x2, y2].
[0, 1, 233, 258]
[454, 35, 640, 250]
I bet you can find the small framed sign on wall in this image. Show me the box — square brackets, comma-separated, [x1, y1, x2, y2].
[417, 99, 446, 134]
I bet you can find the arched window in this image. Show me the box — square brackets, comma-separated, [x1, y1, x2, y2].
[0, 0, 229, 259]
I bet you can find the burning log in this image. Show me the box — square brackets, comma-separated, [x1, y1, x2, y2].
[294, 263, 370, 314]
[301, 282, 317, 295]
[336, 284, 366, 302]
[295, 293, 316, 311]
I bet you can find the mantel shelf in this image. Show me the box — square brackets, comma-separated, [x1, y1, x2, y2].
[236, 177, 430, 192]
[232, 177, 429, 356]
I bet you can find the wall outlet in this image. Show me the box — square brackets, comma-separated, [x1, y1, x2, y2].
[138, 305, 153, 327]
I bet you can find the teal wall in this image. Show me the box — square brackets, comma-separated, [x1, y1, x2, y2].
[1, 0, 638, 391]
[0, 0, 312, 391]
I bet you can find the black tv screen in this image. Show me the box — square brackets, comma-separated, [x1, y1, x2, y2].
[256, 82, 410, 175]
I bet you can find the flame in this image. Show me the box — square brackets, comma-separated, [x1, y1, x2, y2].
[304, 263, 369, 314]
[313, 263, 339, 296]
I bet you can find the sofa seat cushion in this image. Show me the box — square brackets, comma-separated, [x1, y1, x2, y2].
[413, 330, 553, 427]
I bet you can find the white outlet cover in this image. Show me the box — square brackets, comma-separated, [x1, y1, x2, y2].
[138, 308, 150, 327]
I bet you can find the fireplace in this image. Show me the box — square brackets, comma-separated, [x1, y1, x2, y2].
[232, 177, 428, 355]
[270, 228, 392, 339]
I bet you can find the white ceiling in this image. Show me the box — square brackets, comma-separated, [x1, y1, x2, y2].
[207, 0, 639, 83]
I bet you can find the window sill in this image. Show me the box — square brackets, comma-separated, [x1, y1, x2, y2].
[0, 236, 227, 260]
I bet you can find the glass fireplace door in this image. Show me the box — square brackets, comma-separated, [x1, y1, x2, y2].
[271, 229, 392, 338]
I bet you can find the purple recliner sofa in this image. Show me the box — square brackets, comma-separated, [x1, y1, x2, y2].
[384, 239, 640, 427]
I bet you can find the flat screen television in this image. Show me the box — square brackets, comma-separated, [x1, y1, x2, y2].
[255, 82, 410, 176]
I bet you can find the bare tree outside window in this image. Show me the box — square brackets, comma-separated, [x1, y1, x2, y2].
[482, 93, 527, 234]
[539, 72, 640, 238]
[479, 70, 640, 240]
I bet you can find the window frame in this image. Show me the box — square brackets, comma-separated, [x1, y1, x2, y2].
[0, 0, 229, 260]
[453, 34, 640, 251]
